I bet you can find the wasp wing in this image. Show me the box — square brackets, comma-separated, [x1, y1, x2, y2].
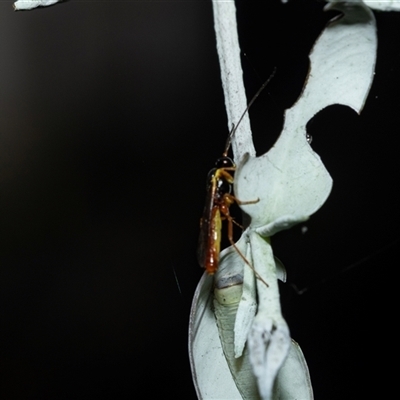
[197, 169, 221, 273]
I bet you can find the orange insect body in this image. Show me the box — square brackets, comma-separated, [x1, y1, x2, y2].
[197, 72, 275, 280]
[197, 156, 237, 275]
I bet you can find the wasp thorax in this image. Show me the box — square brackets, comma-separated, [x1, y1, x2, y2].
[216, 177, 232, 193]
[215, 156, 235, 169]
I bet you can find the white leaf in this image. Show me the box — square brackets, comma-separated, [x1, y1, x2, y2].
[362, 0, 400, 12]
[190, 245, 312, 400]
[215, 237, 257, 360]
[235, 1, 377, 235]
[189, 271, 243, 400]
[232, 2, 376, 398]
[190, 243, 291, 400]
[214, 253, 260, 399]
[273, 340, 314, 400]
[14, 0, 61, 11]
[243, 233, 290, 400]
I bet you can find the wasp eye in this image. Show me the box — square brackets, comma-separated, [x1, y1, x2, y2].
[215, 156, 235, 169]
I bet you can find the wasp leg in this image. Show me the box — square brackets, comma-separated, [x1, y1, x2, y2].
[236, 197, 260, 205]
[217, 168, 235, 183]
[223, 192, 260, 207]
[220, 196, 268, 287]
[231, 218, 244, 229]
[220, 214, 243, 229]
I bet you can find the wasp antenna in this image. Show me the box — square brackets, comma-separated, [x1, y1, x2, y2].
[222, 67, 277, 157]
[222, 124, 235, 156]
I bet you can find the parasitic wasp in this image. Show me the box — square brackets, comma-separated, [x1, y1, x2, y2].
[197, 72, 275, 284]
[197, 136, 256, 276]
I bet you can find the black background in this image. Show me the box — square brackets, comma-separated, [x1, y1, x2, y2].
[0, 1, 398, 399]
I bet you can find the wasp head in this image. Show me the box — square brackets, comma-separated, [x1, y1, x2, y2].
[215, 156, 235, 169]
